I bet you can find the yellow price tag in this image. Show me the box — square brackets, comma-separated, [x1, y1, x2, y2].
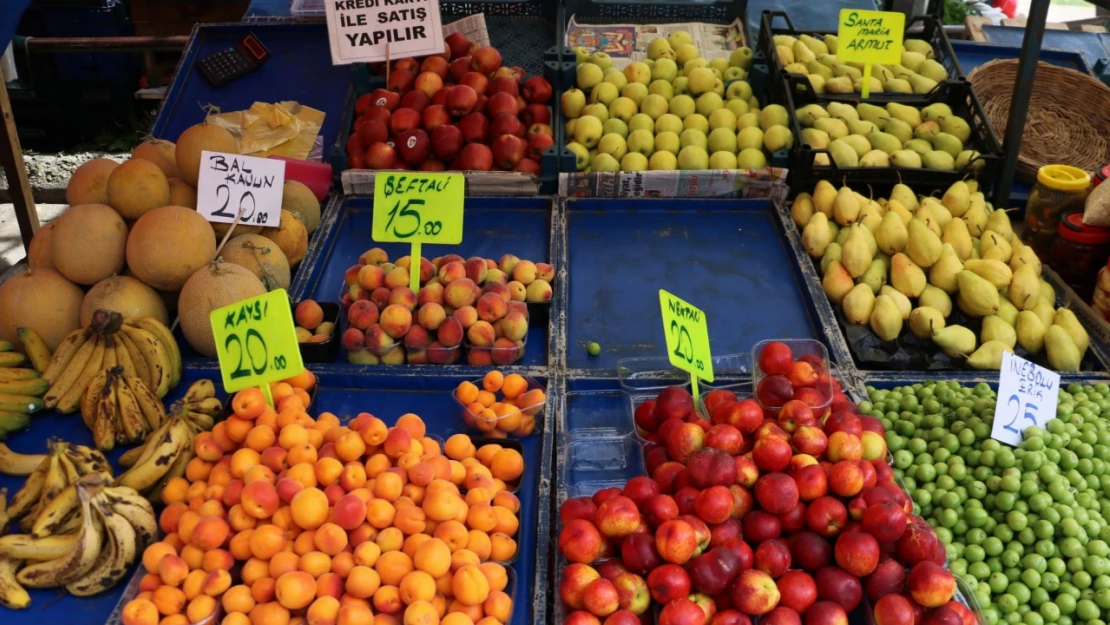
[837, 9, 906, 98]
[210, 289, 305, 400]
[373, 172, 465, 291]
[659, 290, 714, 401]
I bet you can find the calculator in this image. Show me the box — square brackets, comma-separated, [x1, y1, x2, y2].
[197, 33, 271, 87]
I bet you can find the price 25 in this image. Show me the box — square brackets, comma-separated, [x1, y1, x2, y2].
[670, 320, 704, 372]
[1001, 393, 1040, 436]
[384, 198, 443, 239]
[224, 328, 287, 380]
[211, 186, 269, 225]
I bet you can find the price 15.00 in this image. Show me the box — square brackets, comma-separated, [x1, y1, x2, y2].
[383, 198, 444, 239]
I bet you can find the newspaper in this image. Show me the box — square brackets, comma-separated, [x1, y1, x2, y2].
[559, 169, 790, 201]
[443, 13, 490, 49]
[565, 16, 747, 70]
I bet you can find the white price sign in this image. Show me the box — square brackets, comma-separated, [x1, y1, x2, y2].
[324, 0, 444, 65]
[991, 351, 1061, 447]
[197, 151, 285, 228]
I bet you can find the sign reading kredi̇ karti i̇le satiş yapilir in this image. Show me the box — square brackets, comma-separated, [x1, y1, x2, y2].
[325, 0, 445, 65]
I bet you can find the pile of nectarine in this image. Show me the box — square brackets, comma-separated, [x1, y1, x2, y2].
[454, 371, 546, 437]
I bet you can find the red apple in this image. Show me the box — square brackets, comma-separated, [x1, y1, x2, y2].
[730, 569, 781, 616]
[804, 601, 848, 625]
[521, 75, 553, 103]
[566, 611, 602, 625]
[759, 342, 794, 375]
[490, 112, 525, 138]
[486, 92, 518, 119]
[763, 607, 803, 625]
[400, 89, 430, 113]
[458, 112, 489, 144]
[445, 84, 478, 117]
[705, 424, 743, 455]
[613, 572, 650, 615]
[445, 33, 469, 59]
[780, 501, 807, 534]
[792, 426, 828, 457]
[396, 129, 429, 165]
[364, 105, 391, 126]
[678, 515, 712, 554]
[390, 107, 421, 135]
[459, 71, 489, 95]
[711, 610, 753, 625]
[387, 68, 415, 93]
[413, 71, 443, 99]
[805, 497, 847, 537]
[755, 473, 799, 515]
[515, 157, 542, 175]
[828, 461, 865, 498]
[660, 598, 708, 625]
[730, 485, 755, 520]
[521, 103, 551, 126]
[722, 537, 754, 572]
[709, 518, 742, 547]
[358, 119, 389, 146]
[873, 594, 915, 625]
[824, 412, 862, 437]
[906, 561, 955, 608]
[789, 531, 833, 572]
[778, 400, 816, 433]
[488, 76, 519, 98]
[694, 486, 734, 525]
[431, 124, 463, 161]
[422, 104, 450, 131]
[653, 462, 685, 494]
[491, 134, 526, 170]
[647, 563, 691, 604]
[471, 46, 502, 73]
[458, 143, 493, 171]
[777, 570, 818, 615]
[621, 532, 662, 575]
[815, 567, 862, 612]
[605, 611, 640, 625]
[560, 497, 598, 524]
[635, 399, 659, 432]
[365, 142, 397, 169]
[703, 390, 738, 416]
[674, 487, 698, 516]
[755, 538, 792, 579]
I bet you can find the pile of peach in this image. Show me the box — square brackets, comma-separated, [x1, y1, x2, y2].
[454, 371, 545, 437]
[121, 386, 526, 625]
[294, 300, 336, 345]
[341, 248, 552, 367]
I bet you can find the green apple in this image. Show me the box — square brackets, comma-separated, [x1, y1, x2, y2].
[712, 78, 726, 97]
[708, 108, 737, 131]
[561, 88, 587, 119]
[648, 80, 674, 100]
[608, 97, 637, 123]
[573, 116, 604, 148]
[640, 94, 670, 120]
[748, 96, 760, 110]
[589, 82, 619, 106]
[737, 127, 764, 151]
[723, 67, 746, 81]
[654, 131, 681, 155]
[649, 151, 678, 170]
[598, 133, 628, 161]
[647, 38, 674, 60]
[737, 113, 760, 130]
[683, 114, 709, 133]
[669, 95, 696, 120]
[621, 152, 649, 171]
[589, 52, 613, 70]
[687, 68, 716, 95]
[629, 114, 655, 133]
[709, 58, 730, 74]
[592, 152, 620, 172]
[680, 129, 707, 149]
[758, 104, 789, 131]
[602, 68, 628, 90]
[675, 44, 700, 66]
[668, 31, 693, 48]
[737, 148, 768, 168]
[566, 141, 590, 171]
[726, 99, 750, 117]
[677, 145, 709, 170]
[602, 118, 629, 139]
[651, 59, 678, 83]
[654, 114, 683, 135]
[574, 47, 590, 64]
[695, 93, 724, 117]
[627, 129, 656, 157]
[621, 82, 649, 106]
[577, 63, 603, 90]
[565, 119, 577, 137]
[730, 47, 754, 69]
[624, 62, 652, 85]
[725, 81, 752, 102]
[582, 103, 609, 122]
[764, 125, 794, 152]
[672, 77, 689, 95]
[708, 127, 737, 154]
[644, 59, 655, 68]
[684, 58, 708, 73]
[709, 151, 738, 169]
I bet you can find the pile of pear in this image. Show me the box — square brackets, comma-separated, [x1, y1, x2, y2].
[773, 33, 949, 95]
[793, 179, 1090, 371]
[796, 100, 982, 172]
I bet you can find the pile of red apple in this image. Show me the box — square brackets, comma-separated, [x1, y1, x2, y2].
[556, 342, 968, 625]
[346, 32, 555, 174]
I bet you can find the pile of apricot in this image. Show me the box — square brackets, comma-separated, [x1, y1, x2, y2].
[455, 371, 545, 437]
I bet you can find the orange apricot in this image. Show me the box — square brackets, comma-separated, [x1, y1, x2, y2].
[182, 569, 207, 600]
[500, 374, 527, 400]
[353, 542, 381, 568]
[122, 599, 160, 625]
[315, 522, 349, 556]
[375, 550, 414, 587]
[482, 591, 511, 623]
[291, 487, 330, 530]
[249, 524, 287, 559]
[399, 571, 436, 604]
[152, 585, 187, 616]
[482, 371, 503, 393]
[413, 538, 451, 577]
[276, 571, 318, 610]
[455, 382, 479, 407]
[161, 478, 190, 506]
[335, 431, 367, 463]
[251, 578, 277, 604]
[432, 521, 468, 552]
[269, 550, 300, 579]
[299, 550, 333, 578]
[372, 585, 403, 615]
[307, 596, 341, 625]
[489, 533, 516, 563]
[451, 565, 489, 607]
[288, 462, 319, 489]
[402, 600, 438, 625]
[394, 505, 427, 535]
[443, 435, 475, 461]
[202, 548, 234, 573]
[345, 565, 381, 599]
[250, 602, 290, 625]
[241, 557, 271, 585]
[466, 531, 491, 561]
[223, 584, 256, 614]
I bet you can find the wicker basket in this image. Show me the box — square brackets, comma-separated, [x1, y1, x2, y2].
[967, 59, 1110, 182]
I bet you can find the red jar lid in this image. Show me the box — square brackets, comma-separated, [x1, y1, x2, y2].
[1059, 212, 1110, 244]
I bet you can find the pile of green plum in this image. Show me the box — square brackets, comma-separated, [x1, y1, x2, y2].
[863, 381, 1110, 625]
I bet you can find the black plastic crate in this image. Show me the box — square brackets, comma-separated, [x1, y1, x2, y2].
[758, 9, 963, 105]
[784, 76, 1003, 197]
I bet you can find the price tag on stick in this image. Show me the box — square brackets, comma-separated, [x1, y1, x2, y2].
[837, 9, 905, 99]
[659, 290, 714, 403]
[197, 151, 285, 227]
[990, 351, 1060, 447]
[373, 172, 465, 292]
[210, 289, 305, 407]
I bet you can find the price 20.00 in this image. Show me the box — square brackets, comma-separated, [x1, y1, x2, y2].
[670, 320, 704, 372]
[210, 186, 269, 226]
[224, 329, 287, 380]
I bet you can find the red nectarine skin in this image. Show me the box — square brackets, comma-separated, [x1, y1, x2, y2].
[906, 561, 955, 608]
[873, 594, 916, 625]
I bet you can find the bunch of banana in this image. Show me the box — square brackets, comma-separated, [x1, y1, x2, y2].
[80, 367, 167, 452]
[0, 335, 48, 432]
[115, 413, 196, 505]
[0, 475, 155, 607]
[118, 379, 221, 470]
[43, 310, 179, 415]
[5, 440, 112, 536]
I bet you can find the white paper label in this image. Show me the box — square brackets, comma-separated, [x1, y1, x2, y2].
[991, 351, 1061, 447]
[324, 0, 444, 66]
[196, 151, 285, 228]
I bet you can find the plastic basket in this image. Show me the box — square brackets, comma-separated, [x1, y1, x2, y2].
[454, 375, 546, 437]
[752, 338, 832, 417]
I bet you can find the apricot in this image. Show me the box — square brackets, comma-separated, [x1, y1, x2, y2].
[183, 569, 207, 600]
[489, 533, 516, 562]
[483, 590, 511, 623]
[225, 614, 252, 625]
[489, 450, 523, 482]
[202, 548, 235, 573]
[190, 516, 230, 550]
[372, 585, 403, 615]
[291, 487, 330, 530]
[492, 491, 519, 514]
[157, 554, 189, 586]
[251, 578, 277, 604]
[276, 571, 318, 610]
[241, 480, 280, 519]
[451, 565, 489, 606]
[337, 604, 375, 625]
[450, 549, 480, 573]
[295, 529, 319, 555]
[315, 457, 344, 487]
[466, 531, 491, 561]
[399, 570, 437, 604]
[266, 550, 298, 579]
[224, 585, 257, 614]
[314, 523, 349, 556]
[340, 463, 368, 492]
[250, 602, 290, 625]
[394, 505, 427, 535]
[447, 600, 483, 623]
[142, 542, 178, 573]
[153, 585, 187, 616]
[241, 557, 271, 585]
[366, 498, 396, 529]
[440, 615, 475, 625]
[204, 569, 233, 597]
[122, 599, 160, 625]
[403, 600, 438, 625]
[353, 541, 381, 567]
[422, 489, 460, 523]
[308, 596, 341, 625]
[345, 565, 381, 599]
[187, 595, 217, 622]
[383, 429, 413, 459]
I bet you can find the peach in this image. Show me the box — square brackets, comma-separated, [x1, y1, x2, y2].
[416, 303, 446, 330]
[495, 311, 528, 341]
[464, 258, 488, 284]
[381, 346, 405, 365]
[511, 261, 536, 285]
[438, 261, 465, 283]
[361, 248, 389, 265]
[347, 301, 379, 331]
[357, 265, 386, 291]
[536, 263, 554, 282]
[370, 287, 391, 310]
[498, 254, 519, 274]
[417, 283, 444, 306]
[454, 306, 478, 329]
[364, 325, 396, 355]
[407, 349, 428, 364]
[437, 317, 464, 348]
[467, 321, 496, 347]
[482, 281, 510, 303]
[295, 300, 325, 331]
[490, 338, 521, 366]
[476, 293, 508, 322]
[242, 481, 280, 519]
[506, 281, 526, 301]
[525, 279, 552, 302]
[445, 278, 478, 309]
[383, 267, 409, 290]
[379, 305, 413, 340]
[345, 265, 363, 287]
[401, 325, 428, 350]
[388, 287, 417, 311]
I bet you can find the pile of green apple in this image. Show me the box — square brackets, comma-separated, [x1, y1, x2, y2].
[773, 33, 951, 95]
[561, 31, 792, 172]
[796, 100, 983, 171]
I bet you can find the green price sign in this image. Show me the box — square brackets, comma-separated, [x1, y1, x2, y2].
[210, 289, 304, 399]
[837, 9, 905, 98]
[659, 290, 714, 400]
[373, 172, 465, 291]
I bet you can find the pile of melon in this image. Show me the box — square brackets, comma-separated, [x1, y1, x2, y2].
[0, 119, 324, 357]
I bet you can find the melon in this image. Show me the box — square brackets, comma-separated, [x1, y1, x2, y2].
[107, 158, 171, 220]
[66, 158, 119, 206]
[80, 275, 169, 327]
[281, 180, 321, 234]
[212, 220, 262, 242]
[167, 178, 198, 209]
[132, 138, 180, 179]
[27, 221, 56, 270]
[51, 203, 128, 285]
[261, 210, 309, 267]
[178, 261, 266, 357]
[221, 234, 292, 290]
[0, 268, 84, 351]
[176, 123, 238, 187]
[127, 206, 217, 291]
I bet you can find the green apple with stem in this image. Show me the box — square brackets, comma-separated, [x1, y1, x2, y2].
[725, 81, 752, 101]
[574, 46, 590, 64]
[566, 141, 590, 171]
[573, 115, 604, 148]
[561, 88, 586, 118]
[589, 82, 619, 106]
[577, 63, 603, 90]
[598, 133, 628, 161]
[589, 52, 613, 70]
[607, 97, 637, 123]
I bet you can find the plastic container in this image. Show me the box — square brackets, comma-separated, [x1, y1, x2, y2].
[562, 390, 636, 442]
[1024, 164, 1093, 259]
[296, 301, 340, 364]
[751, 338, 832, 416]
[290, 0, 324, 17]
[465, 333, 528, 367]
[454, 375, 545, 437]
[343, 314, 463, 366]
[1048, 212, 1110, 301]
[563, 437, 646, 499]
[616, 357, 690, 394]
[469, 437, 527, 500]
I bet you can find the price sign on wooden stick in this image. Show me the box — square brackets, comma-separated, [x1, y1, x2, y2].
[659, 290, 714, 403]
[837, 9, 905, 99]
[210, 289, 304, 407]
[373, 172, 465, 292]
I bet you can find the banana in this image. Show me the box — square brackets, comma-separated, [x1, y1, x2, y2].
[186, 411, 215, 432]
[42, 329, 91, 385]
[116, 419, 192, 492]
[190, 397, 224, 418]
[15, 328, 51, 374]
[123, 418, 173, 474]
[63, 445, 111, 479]
[92, 383, 117, 452]
[42, 335, 96, 410]
[30, 482, 78, 538]
[0, 341, 11, 352]
[0, 557, 29, 609]
[0, 445, 47, 477]
[0, 353, 26, 368]
[40, 453, 67, 508]
[0, 369, 39, 382]
[118, 326, 170, 398]
[115, 330, 151, 390]
[0, 489, 9, 538]
[7, 458, 48, 518]
[144, 447, 193, 505]
[80, 369, 110, 430]
[118, 446, 144, 470]
[57, 452, 81, 485]
[183, 380, 216, 404]
[17, 489, 103, 588]
[101, 487, 156, 546]
[53, 336, 107, 414]
[113, 337, 140, 384]
[65, 496, 136, 597]
[0, 532, 81, 560]
[114, 375, 148, 443]
[101, 336, 117, 371]
[0, 378, 48, 397]
[128, 317, 181, 388]
[0, 394, 44, 415]
[123, 374, 165, 431]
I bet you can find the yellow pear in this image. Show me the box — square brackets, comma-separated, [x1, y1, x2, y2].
[1016, 311, 1046, 353]
[906, 219, 942, 268]
[929, 244, 964, 294]
[1053, 308, 1089, 355]
[1009, 241, 1042, 275]
[841, 225, 873, 278]
[880, 285, 912, 319]
[886, 198, 914, 225]
[941, 180, 971, 217]
[1045, 325, 1082, 371]
[861, 257, 889, 294]
[1009, 264, 1041, 310]
[932, 324, 977, 358]
[891, 253, 926, 298]
[922, 198, 952, 228]
[870, 295, 904, 341]
[858, 202, 883, 232]
[910, 306, 945, 339]
[962, 199, 988, 236]
[820, 242, 843, 274]
[919, 285, 952, 317]
[1040, 279, 1055, 304]
[1032, 298, 1055, 327]
[791, 193, 816, 228]
[813, 180, 837, 216]
[914, 205, 943, 236]
[875, 211, 908, 255]
[986, 208, 1015, 241]
[942, 217, 973, 261]
[981, 231, 1012, 262]
[968, 340, 1009, 370]
[803, 213, 832, 258]
[843, 283, 876, 324]
[997, 294, 1019, 326]
[981, 315, 1017, 349]
[832, 186, 861, 226]
[890, 183, 919, 211]
[956, 270, 1000, 317]
[963, 259, 1012, 289]
[822, 260, 855, 304]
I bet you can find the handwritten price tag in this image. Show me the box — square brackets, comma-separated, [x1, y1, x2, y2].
[837, 9, 905, 65]
[659, 290, 714, 401]
[197, 151, 285, 227]
[991, 351, 1060, 447]
[210, 289, 304, 396]
[374, 172, 465, 291]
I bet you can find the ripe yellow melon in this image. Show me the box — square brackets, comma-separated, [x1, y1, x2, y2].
[178, 261, 266, 357]
[51, 203, 128, 285]
[176, 123, 238, 187]
[131, 138, 180, 179]
[27, 221, 56, 271]
[261, 210, 308, 267]
[167, 178, 197, 209]
[281, 181, 321, 234]
[127, 206, 216, 291]
[107, 158, 171, 220]
[66, 158, 118, 206]
[80, 275, 169, 327]
[0, 268, 83, 350]
[221, 234, 291, 290]
[212, 220, 262, 242]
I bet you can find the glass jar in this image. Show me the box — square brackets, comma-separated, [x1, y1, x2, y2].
[1049, 213, 1110, 300]
[1024, 164, 1092, 258]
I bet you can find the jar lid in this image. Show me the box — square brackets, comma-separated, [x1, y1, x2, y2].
[1059, 212, 1110, 244]
[1038, 164, 1091, 191]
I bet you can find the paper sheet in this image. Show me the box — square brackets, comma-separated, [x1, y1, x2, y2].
[566, 15, 748, 70]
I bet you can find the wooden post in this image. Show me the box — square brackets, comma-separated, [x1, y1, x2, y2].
[0, 80, 37, 250]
